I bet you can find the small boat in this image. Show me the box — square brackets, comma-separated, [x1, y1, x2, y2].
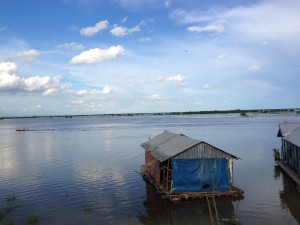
[16, 128, 30, 131]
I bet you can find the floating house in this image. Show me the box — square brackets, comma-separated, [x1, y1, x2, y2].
[277, 122, 300, 179]
[138, 131, 243, 200]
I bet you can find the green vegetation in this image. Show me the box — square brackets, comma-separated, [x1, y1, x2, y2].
[273, 148, 280, 160]
[0, 195, 18, 224]
[27, 213, 39, 224]
[83, 205, 92, 212]
[3, 218, 13, 225]
[1, 108, 298, 119]
[6, 195, 16, 202]
[240, 112, 248, 117]
[229, 217, 242, 225]
[221, 217, 242, 225]
[0, 212, 4, 221]
[4, 205, 15, 213]
[166, 108, 296, 116]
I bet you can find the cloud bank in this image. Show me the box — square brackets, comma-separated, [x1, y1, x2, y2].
[0, 61, 70, 96]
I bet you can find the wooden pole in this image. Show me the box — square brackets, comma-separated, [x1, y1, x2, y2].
[206, 195, 215, 225]
[212, 195, 220, 225]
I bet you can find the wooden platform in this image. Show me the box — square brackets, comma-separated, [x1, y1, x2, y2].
[275, 160, 300, 190]
[166, 187, 244, 201]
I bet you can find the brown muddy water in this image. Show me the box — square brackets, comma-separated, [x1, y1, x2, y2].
[0, 113, 300, 225]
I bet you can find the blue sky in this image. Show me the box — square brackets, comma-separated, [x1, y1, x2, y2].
[0, 0, 299, 116]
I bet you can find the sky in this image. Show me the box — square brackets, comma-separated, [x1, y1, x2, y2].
[0, 0, 300, 116]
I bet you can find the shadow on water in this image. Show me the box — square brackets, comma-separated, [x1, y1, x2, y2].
[137, 182, 243, 225]
[275, 166, 300, 224]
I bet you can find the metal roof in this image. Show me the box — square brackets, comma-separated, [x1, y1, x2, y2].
[278, 121, 300, 137]
[283, 127, 300, 147]
[141, 130, 238, 162]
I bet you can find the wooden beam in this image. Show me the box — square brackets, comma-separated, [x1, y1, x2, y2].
[276, 160, 300, 190]
[137, 158, 158, 174]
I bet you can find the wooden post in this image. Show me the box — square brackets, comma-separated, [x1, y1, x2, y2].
[206, 195, 215, 225]
[166, 159, 169, 192]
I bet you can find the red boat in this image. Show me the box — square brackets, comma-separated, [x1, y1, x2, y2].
[16, 128, 30, 131]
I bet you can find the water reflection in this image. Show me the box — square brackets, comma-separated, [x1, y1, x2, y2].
[138, 182, 241, 225]
[0, 146, 19, 178]
[276, 166, 300, 223]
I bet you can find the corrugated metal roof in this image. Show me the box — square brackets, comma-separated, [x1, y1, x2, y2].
[172, 142, 238, 160]
[141, 131, 201, 162]
[141, 130, 238, 162]
[283, 127, 300, 147]
[278, 121, 300, 137]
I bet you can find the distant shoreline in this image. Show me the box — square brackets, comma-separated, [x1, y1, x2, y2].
[0, 108, 299, 120]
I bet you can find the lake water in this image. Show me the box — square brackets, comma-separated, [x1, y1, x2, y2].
[0, 113, 300, 225]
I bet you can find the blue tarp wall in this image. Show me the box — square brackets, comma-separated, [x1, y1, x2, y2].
[171, 159, 230, 193]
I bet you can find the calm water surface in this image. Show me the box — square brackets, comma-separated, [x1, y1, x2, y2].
[0, 113, 300, 225]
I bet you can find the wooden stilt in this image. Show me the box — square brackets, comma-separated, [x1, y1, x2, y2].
[206, 194, 221, 225]
[206, 195, 215, 225]
[212, 195, 220, 225]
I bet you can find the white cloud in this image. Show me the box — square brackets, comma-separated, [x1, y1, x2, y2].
[0, 61, 70, 96]
[0, 62, 22, 90]
[80, 20, 109, 37]
[146, 93, 173, 100]
[32, 104, 42, 109]
[43, 88, 59, 96]
[70, 99, 84, 105]
[165, 0, 171, 7]
[76, 90, 88, 96]
[223, 1, 300, 42]
[157, 74, 186, 85]
[25, 76, 53, 91]
[101, 86, 113, 94]
[194, 101, 203, 105]
[111, 0, 165, 10]
[146, 94, 164, 100]
[90, 86, 113, 94]
[201, 83, 220, 89]
[76, 86, 113, 96]
[110, 24, 140, 37]
[69, 45, 125, 64]
[55, 42, 84, 51]
[216, 54, 226, 60]
[170, 9, 217, 24]
[139, 37, 152, 42]
[245, 79, 279, 91]
[67, 99, 104, 112]
[14, 49, 40, 62]
[248, 64, 261, 72]
[171, 1, 300, 43]
[187, 25, 224, 32]
[0, 61, 17, 74]
[121, 17, 128, 23]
